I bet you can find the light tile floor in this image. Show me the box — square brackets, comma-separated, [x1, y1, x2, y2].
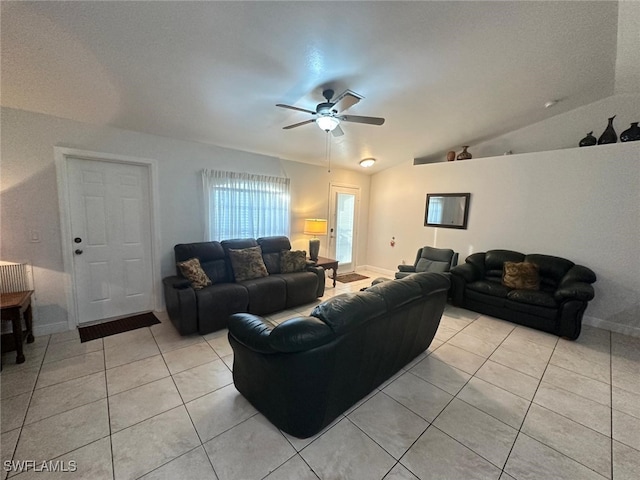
[2, 270, 640, 479]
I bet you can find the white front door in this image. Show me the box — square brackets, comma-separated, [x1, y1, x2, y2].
[328, 184, 360, 273]
[67, 157, 153, 324]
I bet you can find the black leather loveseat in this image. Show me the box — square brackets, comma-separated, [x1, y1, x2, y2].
[163, 236, 325, 335]
[450, 250, 596, 339]
[228, 272, 450, 438]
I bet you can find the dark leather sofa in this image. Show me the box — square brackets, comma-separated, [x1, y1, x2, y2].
[450, 250, 596, 339]
[163, 236, 325, 335]
[228, 272, 450, 438]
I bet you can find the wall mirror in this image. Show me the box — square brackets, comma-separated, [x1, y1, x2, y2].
[424, 193, 470, 229]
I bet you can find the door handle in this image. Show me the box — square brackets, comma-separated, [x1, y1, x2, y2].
[75, 249, 83, 255]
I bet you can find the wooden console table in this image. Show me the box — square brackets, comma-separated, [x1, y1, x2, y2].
[1, 291, 35, 364]
[312, 257, 339, 287]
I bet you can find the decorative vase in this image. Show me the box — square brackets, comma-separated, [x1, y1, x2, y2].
[579, 131, 597, 147]
[446, 151, 456, 162]
[457, 146, 472, 160]
[597, 116, 617, 145]
[620, 122, 640, 142]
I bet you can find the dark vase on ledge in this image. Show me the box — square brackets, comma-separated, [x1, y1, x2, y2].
[597, 116, 617, 145]
[620, 122, 640, 142]
[579, 132, 597, 147]
[457, 146, 472, 160]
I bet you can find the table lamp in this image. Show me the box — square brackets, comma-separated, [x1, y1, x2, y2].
[303, 219, 327, 261]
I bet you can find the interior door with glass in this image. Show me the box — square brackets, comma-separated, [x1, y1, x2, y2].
[328, 184, 360, 273]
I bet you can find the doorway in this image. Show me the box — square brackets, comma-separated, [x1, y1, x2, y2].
[56, 148, 160, 327]
[328, 184, 360, 273]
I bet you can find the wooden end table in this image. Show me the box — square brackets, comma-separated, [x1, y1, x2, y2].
[311, 257, 339, 287]
[1, 291, 35, 364]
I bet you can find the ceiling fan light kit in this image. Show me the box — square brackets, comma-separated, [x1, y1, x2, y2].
[316, 116, 340, 132]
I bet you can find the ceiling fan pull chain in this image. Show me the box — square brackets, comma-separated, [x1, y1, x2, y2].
[326, 131, 331, 173]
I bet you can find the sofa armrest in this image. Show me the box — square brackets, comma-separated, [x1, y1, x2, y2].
[228, 313, 277, 354]
[162, 276, 198, 335]
[450, 263, 481, 283]
[554, 282, 595, 302]
[269, 316, 336, 353]
[306, 265, 326, 297]
[559, 265, 597, 287]
[398, 265, 416, 273]
[163, 275, 191, 290]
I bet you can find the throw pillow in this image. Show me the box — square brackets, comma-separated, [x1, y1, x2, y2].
[502, 261, 540, 290]
[228, 246, 269, 282]
[281, 250, 307, 273]
[177, 257, 212, 290]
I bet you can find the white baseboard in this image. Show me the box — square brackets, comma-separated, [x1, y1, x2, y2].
[33, 321, 70, 336]
[583, 315, 640, 338]
[356, 265, 395, 278]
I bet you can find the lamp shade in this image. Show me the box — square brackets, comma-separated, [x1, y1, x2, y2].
[303, 219, 327, 236]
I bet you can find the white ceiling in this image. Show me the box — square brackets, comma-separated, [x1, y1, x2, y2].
[1, 1, 621, 173]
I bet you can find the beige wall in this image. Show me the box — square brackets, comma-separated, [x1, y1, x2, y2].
[367, 141, 640, 336]
[0, 107, 371, 334]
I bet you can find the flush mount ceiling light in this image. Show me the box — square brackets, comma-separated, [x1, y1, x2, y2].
[544, 100, 559, 108]
[359, 158, 376, 168]
[316, 116, 340, 132]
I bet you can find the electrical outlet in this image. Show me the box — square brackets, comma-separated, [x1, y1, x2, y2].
[29, 229, 41, 243]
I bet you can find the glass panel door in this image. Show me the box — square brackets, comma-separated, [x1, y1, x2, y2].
[328, 185, 360, 273]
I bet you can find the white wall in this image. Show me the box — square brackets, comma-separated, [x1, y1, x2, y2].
[0, 107, 371, 334]
[368, 141, 640, 336]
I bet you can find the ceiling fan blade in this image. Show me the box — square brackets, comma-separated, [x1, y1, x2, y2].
[283, 119, 315, 130]
[276, 104, 316, 115]
[331, 124, 344, 137]
[340, 115, 385, 126]
[332, 89, 363, 113]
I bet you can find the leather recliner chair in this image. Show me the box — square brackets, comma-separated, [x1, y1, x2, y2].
[395, 246, 458, 279]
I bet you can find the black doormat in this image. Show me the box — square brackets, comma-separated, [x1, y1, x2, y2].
[336, 273, 369, 283]
[79, 312, 160, 343]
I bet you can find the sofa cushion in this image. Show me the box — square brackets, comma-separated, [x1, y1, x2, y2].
[194, 283, 249, 333]
[281, 250, 307, 273]
[467, 280, 510, 298]
[502, 261, 540, 291]
[177, 258, 212, 289]
[416, 258, 450, 273]
[507, 289, 557, 308]
[485, 250, 525, 282]
[240, 276, 287, 315]
[504, 298, 557, 320]
[525, 254, 574, 290]
[274, 272, 318, 308]
[228, 246, 269, 282]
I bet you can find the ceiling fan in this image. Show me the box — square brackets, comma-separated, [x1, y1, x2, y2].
[276, 89, 385, 137]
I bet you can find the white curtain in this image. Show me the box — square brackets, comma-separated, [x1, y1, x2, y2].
[202, 169, 290, 241]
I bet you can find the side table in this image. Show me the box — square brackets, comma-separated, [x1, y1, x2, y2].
[1, 291, 35, 364]
[311, 257, 339, 288]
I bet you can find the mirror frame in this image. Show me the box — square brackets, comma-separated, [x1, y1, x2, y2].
[424, 193, 471, 229]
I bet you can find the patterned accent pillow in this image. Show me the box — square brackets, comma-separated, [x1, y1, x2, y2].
[502, 261, 540, 290]
[228, 246, 269, 282]
[281, 250, 307, 273]
[177, 257, 212, 290]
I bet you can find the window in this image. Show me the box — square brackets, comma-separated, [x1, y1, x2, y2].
[202, 169, 290, 241]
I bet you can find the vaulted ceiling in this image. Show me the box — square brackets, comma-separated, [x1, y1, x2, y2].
[1, 1, 624, 172]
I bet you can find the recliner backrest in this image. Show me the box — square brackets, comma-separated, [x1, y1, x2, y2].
[415, 246, 457, 273]
[174, 241, 231, 283]
[257, 236, 291, 274]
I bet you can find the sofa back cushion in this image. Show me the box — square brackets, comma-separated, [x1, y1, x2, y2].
[524, 254, 574, 290]
[257, 236, 291, 274]
[174, 241, 230, 283]
[416, 246, 456, 273]
[485, 250, 525, 282]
